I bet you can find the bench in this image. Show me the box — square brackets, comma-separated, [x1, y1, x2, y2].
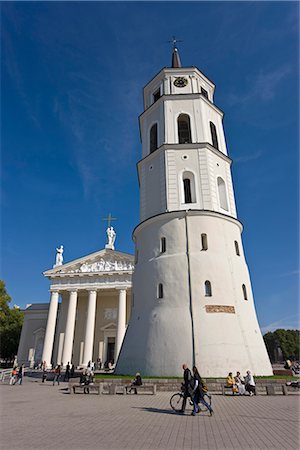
[222, 385, 236, 395]
[71, 383, 100, 395]
[266, 384, 288, 396]
[125, 384, 156, 395]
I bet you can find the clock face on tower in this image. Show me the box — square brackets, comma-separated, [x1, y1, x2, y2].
[174, 77, 188, 88]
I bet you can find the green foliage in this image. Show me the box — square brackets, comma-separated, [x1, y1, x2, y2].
[264, 329, 300, 361]
[0, 280, 24, 360]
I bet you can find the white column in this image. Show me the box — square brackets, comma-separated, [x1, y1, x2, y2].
[61, 290, 78, 366]
[116, 289, 127, 360]
[82, 290, 97, 366]
[41, 291, 59, 368]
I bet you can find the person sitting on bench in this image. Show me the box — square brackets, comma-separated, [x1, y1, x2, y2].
[226, 372, 238, 394]
[126, 373, 142, 394]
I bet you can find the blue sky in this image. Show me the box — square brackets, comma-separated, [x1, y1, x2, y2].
[1, 1, 299, 333]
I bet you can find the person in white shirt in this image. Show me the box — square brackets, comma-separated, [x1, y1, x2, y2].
[235, 371, 246, 395]
[244, 370, 256, 396]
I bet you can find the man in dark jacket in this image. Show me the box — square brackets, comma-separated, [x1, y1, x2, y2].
[180, 364, 193, 413]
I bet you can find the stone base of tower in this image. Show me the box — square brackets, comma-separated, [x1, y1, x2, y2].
[115, 210, 273, 377]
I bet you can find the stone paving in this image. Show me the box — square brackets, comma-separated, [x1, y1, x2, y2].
[0, 377, 299, 450]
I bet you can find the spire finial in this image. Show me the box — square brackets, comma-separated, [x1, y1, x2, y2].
[169, 36, 182, 49]
[168, 36, 183, 68]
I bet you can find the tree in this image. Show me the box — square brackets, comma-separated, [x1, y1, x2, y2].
[0, 280, 24, 361]
[263, 329, 300, 363]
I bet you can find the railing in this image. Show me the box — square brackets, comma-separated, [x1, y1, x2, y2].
[0, 369, 12, 383]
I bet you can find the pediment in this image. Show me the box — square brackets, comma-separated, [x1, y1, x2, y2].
[44, 248, 134, 278]
[101, 322, 117, 331]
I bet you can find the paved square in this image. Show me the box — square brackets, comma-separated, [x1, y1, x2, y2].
[0, 378, 299, 449]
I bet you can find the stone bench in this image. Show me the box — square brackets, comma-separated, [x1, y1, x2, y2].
[222, 385, 236, 395]
[125, 384, 156, 395]
[71, 383, 101, 395]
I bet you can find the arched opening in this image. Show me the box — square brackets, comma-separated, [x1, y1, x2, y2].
[242, 284, 248, 300]
[182, 171, 196, 204]
[201, 234, 208, 251]
[178, 114, 192, 144]
[158, 283, 164, 299]
[217, 177, 229, 211]
[210, 121, 219, 149]
[150, 123, 158, 153]
[205, 280, 212, 297]
[234, 241, 240, 256]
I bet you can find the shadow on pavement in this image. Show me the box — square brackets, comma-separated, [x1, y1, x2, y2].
[132, 406, 178, 415]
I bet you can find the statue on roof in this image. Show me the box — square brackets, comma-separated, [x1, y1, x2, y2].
[106, 226, 116, 250]
[54, 245, 64, 267]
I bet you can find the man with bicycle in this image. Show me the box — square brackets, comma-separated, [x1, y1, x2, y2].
[180, 363, 193, 413]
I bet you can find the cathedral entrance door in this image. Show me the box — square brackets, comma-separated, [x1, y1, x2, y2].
[107, 337, 115, 363]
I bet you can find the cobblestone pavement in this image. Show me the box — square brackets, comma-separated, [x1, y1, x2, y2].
[0, 378, 299, 450]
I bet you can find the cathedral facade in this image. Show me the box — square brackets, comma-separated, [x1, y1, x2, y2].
[17, 247, 134, 368]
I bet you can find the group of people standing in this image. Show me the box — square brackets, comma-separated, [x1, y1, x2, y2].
[181, 364, 214, 416]
[9, 365, 25, 385]
[226, 371, 256, 396]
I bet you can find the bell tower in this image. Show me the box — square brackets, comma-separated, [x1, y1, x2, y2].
[115, 45, 272, 377]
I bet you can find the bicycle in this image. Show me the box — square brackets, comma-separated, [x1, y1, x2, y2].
[170, 385, 212, 413]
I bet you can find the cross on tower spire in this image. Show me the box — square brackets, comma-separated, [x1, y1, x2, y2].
[168, 36, 183, 68]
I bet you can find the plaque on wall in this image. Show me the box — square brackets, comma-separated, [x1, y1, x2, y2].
[205, 305, 235, 314]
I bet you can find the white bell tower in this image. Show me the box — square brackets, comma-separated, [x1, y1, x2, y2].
[116, 45, 272, 377]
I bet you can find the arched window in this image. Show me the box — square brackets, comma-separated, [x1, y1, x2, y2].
[242, 284, 248, 300]
[158, 283, 164, 299]
[201, 234, 208, 251]
[178, 114, 192, 144]
[210, 121, 219, 149]
[150, 123, 158, 153]
[217, 177, 229, 211]
[161, 237, 166, 253]
[182, 171, 196, 204]
[205, 280, 212, 297]
[234, 241, 240, 256]
[183, 178, 192, 203]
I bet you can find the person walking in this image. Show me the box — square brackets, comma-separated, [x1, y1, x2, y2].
[9, 367, 17, 385]
[64, 362, 70, 382]
[70, 364, 75, 378]
[53, 365, 61, 386]
[191, 366, 213, 416]
[17, 364, 25, 385]
[180, 364, 193, 413]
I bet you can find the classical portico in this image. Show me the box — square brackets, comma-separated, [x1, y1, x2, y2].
[41, 248, 133, 368]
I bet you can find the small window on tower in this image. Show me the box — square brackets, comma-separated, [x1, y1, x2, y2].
[242, 284, 248, 300]
[161, 237, 166, 253]
[217, 177, 229, 211]
[234, 241, 240, 256]
[182, 171, 196, 204]
[153, 89, 161, 103]
[201, 87, 209, 99]
[210, 121, 219, 150]
[150, 123, 158, 153]
[135, 249, 139, 264]
[183, 179, 192, 203]
[158, 283, 164, 299]
[201, 234, 208, 251]
[205, 280, 212, 297]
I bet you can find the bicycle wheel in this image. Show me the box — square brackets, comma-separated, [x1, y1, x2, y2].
[170, 393, 184, 411]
